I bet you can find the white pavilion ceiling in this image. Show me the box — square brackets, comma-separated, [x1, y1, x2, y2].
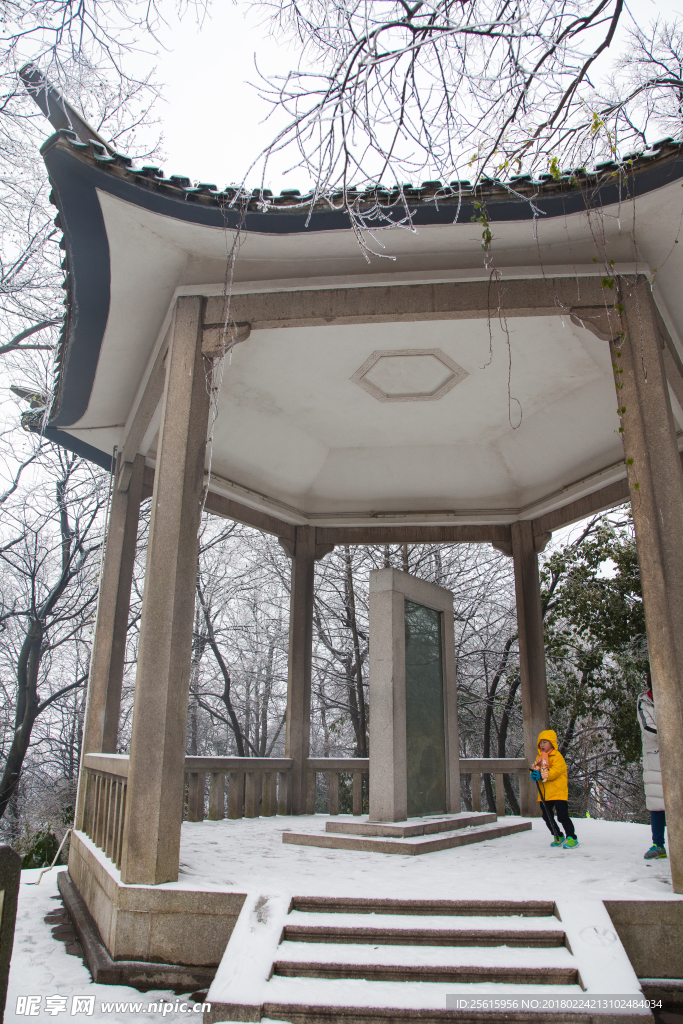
[57, 173, 683, 525]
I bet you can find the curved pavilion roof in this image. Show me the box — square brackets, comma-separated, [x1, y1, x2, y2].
[37, 128, 683, 528]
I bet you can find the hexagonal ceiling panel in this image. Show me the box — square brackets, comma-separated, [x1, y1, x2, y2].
[351, 348, 469, 402]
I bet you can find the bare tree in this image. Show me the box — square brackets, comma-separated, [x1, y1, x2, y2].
[186, 521, 290, 759]
[0, 450, 106, 822]
[234, 0, 683, 253]
[597, 19, 683, 151]
[249, 1, 628, 204]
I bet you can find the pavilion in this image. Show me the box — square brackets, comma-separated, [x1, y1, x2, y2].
[19, 68, 683, 988]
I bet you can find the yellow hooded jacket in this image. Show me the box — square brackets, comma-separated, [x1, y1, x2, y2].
[534, 730, 568, 802]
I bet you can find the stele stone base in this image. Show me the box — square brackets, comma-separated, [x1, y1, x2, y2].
[68, 830, 246, 967]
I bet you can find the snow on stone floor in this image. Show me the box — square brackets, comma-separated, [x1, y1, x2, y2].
[178, 815, 679, 902]
[6, 817, 681, 1023]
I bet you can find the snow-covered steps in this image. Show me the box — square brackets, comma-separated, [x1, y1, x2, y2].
[324, 812, 497, 837]
[282, 917, 566, 948]
[282, 815, 531, 856]
[291, 897, 557, 916]
[204, 896, 653, 1023]
[272, 939, 579, 984]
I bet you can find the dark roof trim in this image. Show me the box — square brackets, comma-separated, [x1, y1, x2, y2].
[20, 64, 115, 153]
[42, 130, 683, 431]
[44, 140, 111, 428]
[27, 421, 114, 472]
[43, 130, 683, 231]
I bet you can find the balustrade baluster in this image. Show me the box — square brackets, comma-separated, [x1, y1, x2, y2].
[91, 776, 99, 844]
[208, 772, 225, 820]
[352, 773, 363, 815]
[111, 781, 121, 864]
[495, 773, 505, 816]
[187, 772, 205, 822]
[327, 773, 339, 815]
[95, 777, 104, 848]
[261, 773, 277, 816]
[83, 772, 93, 837]
[471, 773, 482, 812]
[306, 771, 316, 814]
[277, 772, 290, 815]
[117, 784, 127, 868]
[227, 772, 245, 819]
[95, 777, 106, 847]
[244, 772, 262, 818]
[105, 779, 116, 858]
[103, 777, 110, 851]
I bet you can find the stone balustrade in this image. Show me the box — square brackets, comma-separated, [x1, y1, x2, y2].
[306, 758, 370, 815]
[184, 757, 294, 821]
[81, 754, 130, 868]
[459, 758, 530, 816]
[80, 754, 530, 864]
[182, 757, 372, 820]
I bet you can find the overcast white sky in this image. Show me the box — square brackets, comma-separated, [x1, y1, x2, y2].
[142, 0, 683, 192]
[134, 1, 306, 190]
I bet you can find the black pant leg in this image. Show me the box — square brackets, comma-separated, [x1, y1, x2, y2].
[541, 800, 563, 836]
[650, 810, 666, 847]
[553, 800, 576, 840]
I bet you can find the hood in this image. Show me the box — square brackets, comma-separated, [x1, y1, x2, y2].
[537, 729, 558, 753]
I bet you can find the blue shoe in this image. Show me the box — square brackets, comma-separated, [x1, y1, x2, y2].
[562, 837, 579, 848]
[550, 836, 564, 847]
[644, 845, 667, 860]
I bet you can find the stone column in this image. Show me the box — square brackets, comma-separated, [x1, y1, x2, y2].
[614, 275, 683, 894]
[120, 296, 211, 885]
[511, 520, 549, 817]
[285, 525, 316, 815]
[74, 453, 144, 830]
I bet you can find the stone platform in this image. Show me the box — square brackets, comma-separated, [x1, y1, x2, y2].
[282, 812, 531, 854]
[59, 815, 682, 1011]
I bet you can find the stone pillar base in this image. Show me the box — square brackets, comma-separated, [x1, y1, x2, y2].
[67, 831, 245, 967]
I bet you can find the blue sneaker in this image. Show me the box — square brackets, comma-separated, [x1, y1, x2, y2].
[550, 836, 564, 847]
[644, 845, 667, 860]
[562, 837, 579, 848]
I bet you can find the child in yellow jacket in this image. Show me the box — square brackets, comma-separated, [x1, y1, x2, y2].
[530, 730, 578, 848]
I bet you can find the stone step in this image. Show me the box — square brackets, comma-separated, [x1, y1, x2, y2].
[272, 960, 579, 985]
[283, 820, 531, 856]
[283, 924, 567, 947]
[290, 896, 557, 917]
[324, 812, 497, 838]
[259, 1005, 598, 1024]
[204, 897, 651, 1024]
[273, 938, 575, 973]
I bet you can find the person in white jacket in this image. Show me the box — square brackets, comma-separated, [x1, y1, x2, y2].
[637, 683, 667, 859]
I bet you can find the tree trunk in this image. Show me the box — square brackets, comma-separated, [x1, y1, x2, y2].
[188, 701, 198, 756]
[497, 673, 521, 815]
[196, 581, 246, 756]
[320, 687, 331, 757]
[244, 675, 252, 756]
[260, 642, 275, 756]
[0, 622, 43, 819]
[344, 546, 367, 757]
[483, 636, 515, 812]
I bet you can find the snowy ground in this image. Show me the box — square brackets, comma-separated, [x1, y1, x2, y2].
[178, 814, 679, 902]
[7, 817, 681, 1023]
[7, 868, 206, 1023]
